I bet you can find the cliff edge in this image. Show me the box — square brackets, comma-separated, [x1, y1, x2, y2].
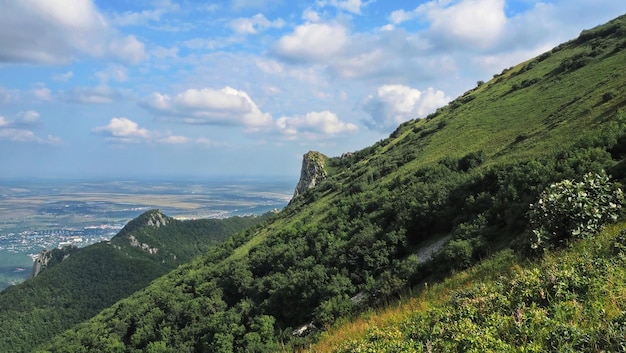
[292, 151, 328, 201]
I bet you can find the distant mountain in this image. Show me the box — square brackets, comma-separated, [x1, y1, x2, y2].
[0, 209, 269, 353]
[36, 13, 626, 352]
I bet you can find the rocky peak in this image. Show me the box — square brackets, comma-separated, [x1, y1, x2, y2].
[144, 210, 169, 228]
[292, 151, 328, 200]
[112, 209, 171, 241]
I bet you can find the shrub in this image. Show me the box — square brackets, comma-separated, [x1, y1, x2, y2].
[528, 172, 624, 251]
[602, 91, 617, 102]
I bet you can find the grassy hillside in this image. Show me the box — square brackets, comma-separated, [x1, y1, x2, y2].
[309, 221, 626, 352]
[0, 210, 266, 353]
[36, 14, 626, 352]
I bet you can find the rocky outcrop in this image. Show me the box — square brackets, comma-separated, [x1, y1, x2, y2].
[144, 209, 169, 228]
[292, 151, 328, 200]
[31, 250, 52, 278]
[31, 246, 75, 278]
[128, 235, 159, 255]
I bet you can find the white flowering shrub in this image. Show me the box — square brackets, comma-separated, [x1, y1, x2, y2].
[529, 172, 624, 250]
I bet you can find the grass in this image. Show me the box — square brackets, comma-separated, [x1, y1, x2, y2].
[306, 221, 626, 352]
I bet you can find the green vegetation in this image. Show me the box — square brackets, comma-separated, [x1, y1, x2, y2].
[0, 210, 266, 353]
[21, 13, 626, 352]
[528, 172, 624, 251]
[315, 222, 626, 352]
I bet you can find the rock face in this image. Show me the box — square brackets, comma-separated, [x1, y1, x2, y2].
[292, 151, 328, 200]
[31, 250, 52, 278]
[145, 210, 169, 228]
[31, 247, 75, 278]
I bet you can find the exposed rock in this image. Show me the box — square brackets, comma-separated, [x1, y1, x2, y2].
[128, 235, 159, 255]
[292, 151, 328, 201]
[292, 322, 318, 337]
[415, 235, 451, 263]
[31, 247, 75, 278]
[145, 210, 169, 228]
[31, 249, 52, 278]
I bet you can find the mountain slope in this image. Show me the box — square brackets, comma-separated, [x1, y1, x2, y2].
[310, 221, 626, 352]
[0, 210, 267, 353]
[37, 14, 626, 352]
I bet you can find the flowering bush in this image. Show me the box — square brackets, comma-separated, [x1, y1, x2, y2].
[528, 172, 624, 250]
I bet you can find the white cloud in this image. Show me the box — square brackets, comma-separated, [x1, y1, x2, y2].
[152, 46, 179, 60]
[52, 71, 74, 82]
[33, 87, 53, 101]
[61, 86, 122, 104]
[274, 23, 348, 62]
[92, 117, 188, 144]
[17, 110, 41, 125]
[232, 0, 281, 10]
[0, 0, 147, 65]
[1, 110, 41, 127]
[302, 8, 320, 22]
[107, 35, 147, 64]
[141, 87, 272, 128]
[0, 128, 63, 145]
[276, 111, 358, 140]
[257, 59, 284, 74]
[318, 0, 368, 14]
[93, 117, 150, 140]
[110, 0, 179, 27]
[158, 135, 189, 144]
[229, 13, 285, 34]
[390, 0, 507, 49]
[360, 85, 449, 132]
[0, 87, 17, 104]
[96, 65, 128, 84]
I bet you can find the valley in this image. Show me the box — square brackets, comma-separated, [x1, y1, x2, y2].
[0, 177, 293, 290]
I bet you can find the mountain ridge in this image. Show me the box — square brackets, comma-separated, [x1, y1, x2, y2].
[30, 13, 626, 352]
[0, 210, 268, 353]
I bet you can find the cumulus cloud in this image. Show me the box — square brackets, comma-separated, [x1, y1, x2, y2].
[141, 87, 272, 128]
[229, 13, 285, 34]
[1, 110, 41, 127]
[273, 23, 348, 62]
[276, 111, 358, 140]
[390, 0, 508, 50]
[360, 85, 449, 132]
[0, 0, 147, 64]
[92, 117, 188, 144]
[0, 128, 63, 145]
[0, 111, 62, 145]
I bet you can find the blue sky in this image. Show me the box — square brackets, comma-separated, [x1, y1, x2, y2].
[1, 0, 625, 179]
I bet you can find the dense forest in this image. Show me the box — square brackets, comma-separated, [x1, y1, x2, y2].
[0, 210, 269, 353]
[5, 13, 626, 353]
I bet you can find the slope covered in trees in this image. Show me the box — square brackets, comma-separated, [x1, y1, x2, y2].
[0, 210, 267, 353]
[35, 13, 626, 352]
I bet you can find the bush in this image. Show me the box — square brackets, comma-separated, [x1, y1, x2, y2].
[528, 172, 624, 251]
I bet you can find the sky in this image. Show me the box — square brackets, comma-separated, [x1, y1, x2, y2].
[0, 0, 625, 180]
